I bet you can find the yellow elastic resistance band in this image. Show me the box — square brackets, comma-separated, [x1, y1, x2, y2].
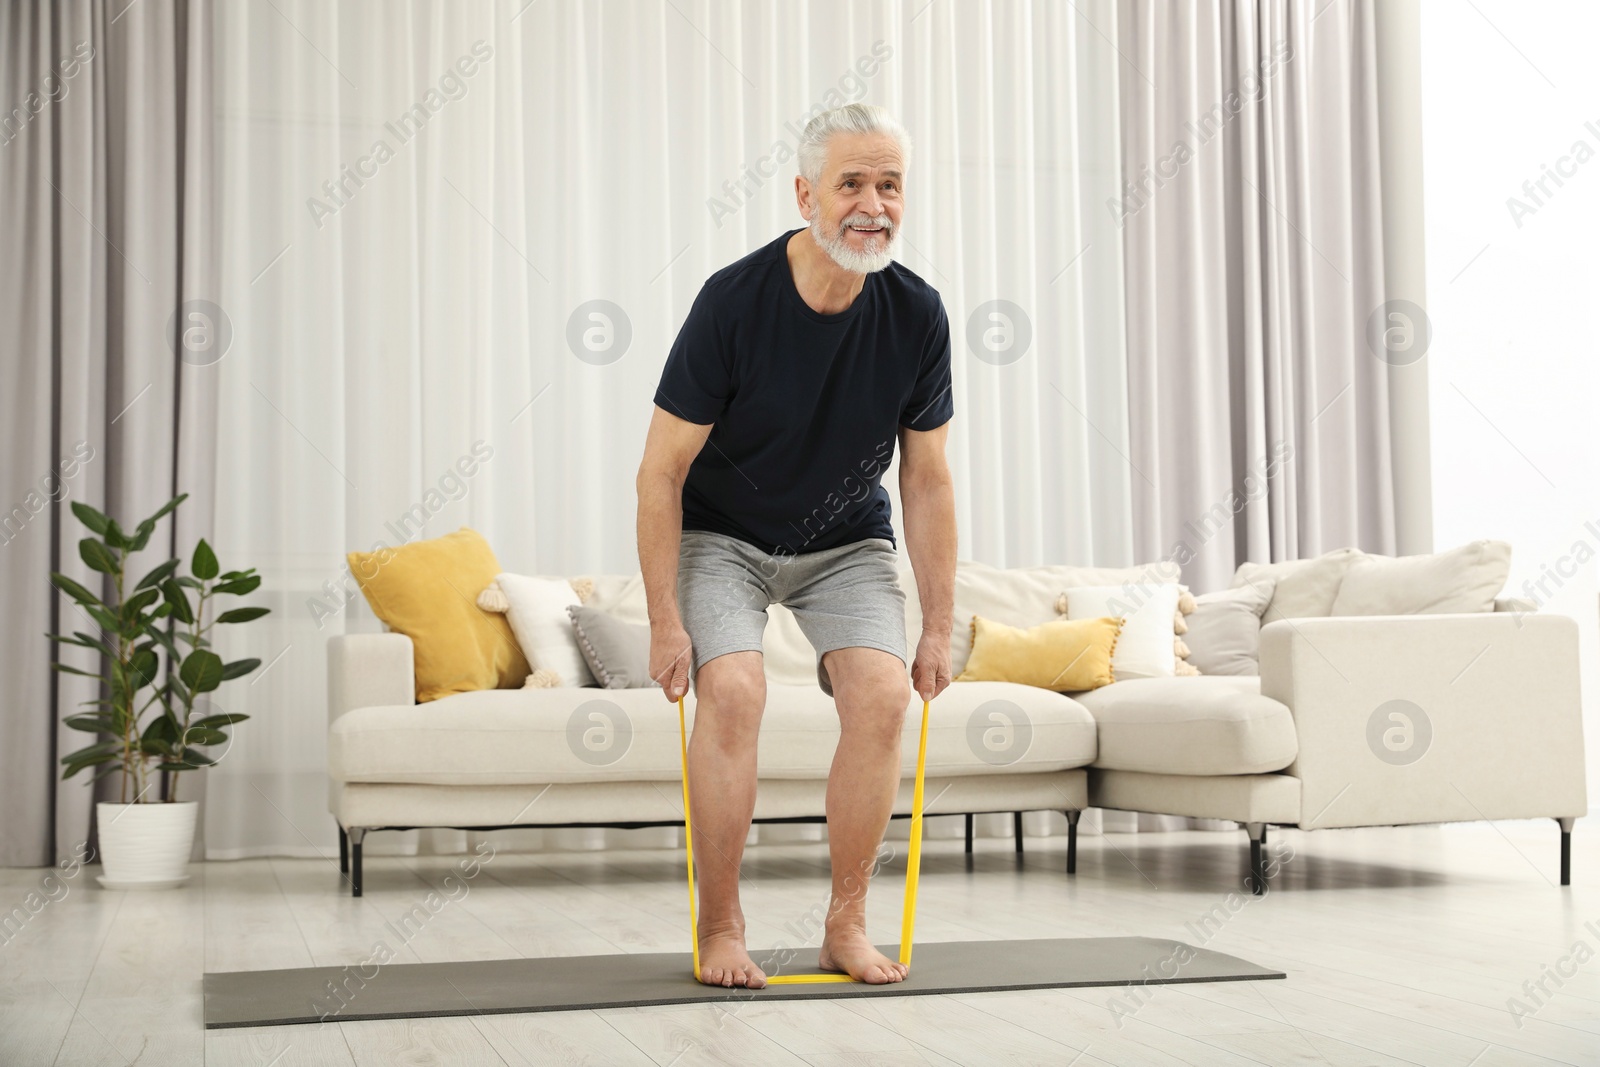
[678, 695, 930, 984]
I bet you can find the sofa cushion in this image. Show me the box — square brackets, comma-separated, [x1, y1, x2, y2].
[1231, 547, 1361, 623]
[1063, 583, 1182, 679]
[1069, 676, 1297, 776]
[328, 680, 1098, 786]
[1184, 579, 1275, 675]
[954, 615, 1121, 691]
[1330, 540, 1511, 616]
[347, 527, 529, 702]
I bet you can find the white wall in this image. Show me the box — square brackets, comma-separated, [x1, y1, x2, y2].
[1421, 0, 1600, 806]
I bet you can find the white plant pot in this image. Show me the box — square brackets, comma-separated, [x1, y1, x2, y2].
[95, 800, 198, 890]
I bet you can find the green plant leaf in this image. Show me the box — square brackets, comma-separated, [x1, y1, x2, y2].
[141, 711, 178, 743]
[161, 579, 194, 624]
[180, 649, 224, 694]
[215, 606, 270, 625]
[51, 663, 106, 681]
[70, 501, 111, 536]
[128, 647, 160, 688]
[61, 740, 122, 778]
[179, 748, 217, 766]
[139, 493, 188, 530]
[102, 519, 128, 550]
[213, 575, 262, 596]
[219, 658, 261, 681]
[79, 538, 119, 575]
[123, 587, 161, 619]
[174, 576, 203, 589]
[64, 713, 114, 733]
[73, 631, 115, 655]
[83, 604, 120, 634]
[49, 572, 102, 607]
[135, 559, 180, 591]
[182, 726, 229, 746]
[193, 712, 250, 727]
[192, 539, 219, 580]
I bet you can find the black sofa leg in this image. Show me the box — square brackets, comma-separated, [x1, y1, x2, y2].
[965, 813, 973, 854]
[1066, 810, 1080, 875]
[1559, 817, 1575, 886]
[1246, 822, 1267, 895]
[348, 827, 366, 897]
[338, 822, 349, 875]
[1014, 812, 1025, 853]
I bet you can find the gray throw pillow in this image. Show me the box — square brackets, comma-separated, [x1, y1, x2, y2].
[567, 604, 659, 689]
[1184, 579, 1276, 676]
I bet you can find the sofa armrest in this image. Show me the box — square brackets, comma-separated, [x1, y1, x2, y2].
[328, 633, 415, 725]
[1259, 613, 1587, 829]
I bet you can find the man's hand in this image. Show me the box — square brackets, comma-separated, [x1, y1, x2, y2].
[651, 620, 694, 701]
[909, 626, 952, 702]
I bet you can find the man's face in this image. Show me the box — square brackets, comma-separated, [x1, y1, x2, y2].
[805, 131, 904, 274]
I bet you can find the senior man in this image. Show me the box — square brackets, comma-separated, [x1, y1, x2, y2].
[637, 103, 957, 988]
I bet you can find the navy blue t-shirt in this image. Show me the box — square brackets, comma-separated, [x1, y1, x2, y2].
[653, 227, 954, 557]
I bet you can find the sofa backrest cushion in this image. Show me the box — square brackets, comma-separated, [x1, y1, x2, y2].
[579, 557, 1181, 687]
[1230, 547, 1361, 623]
[1330, 539, 1511, 615]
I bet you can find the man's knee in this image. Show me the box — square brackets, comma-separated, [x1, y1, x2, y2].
[696, 651, 767, 745]
[827, 650, 911, 739]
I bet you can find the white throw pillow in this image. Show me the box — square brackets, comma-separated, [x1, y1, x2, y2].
[496, 573, 594, 687]
[1331, 540, 1511, 615]
[1065, 583, 1182, 681]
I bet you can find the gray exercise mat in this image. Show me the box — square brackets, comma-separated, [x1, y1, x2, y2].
[205, 937, 1283, 1028]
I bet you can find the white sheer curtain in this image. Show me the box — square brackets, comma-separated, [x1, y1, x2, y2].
[203, 0, 1130, 858]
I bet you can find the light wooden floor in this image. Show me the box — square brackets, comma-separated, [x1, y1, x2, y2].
[2, 818, 1597, 1066]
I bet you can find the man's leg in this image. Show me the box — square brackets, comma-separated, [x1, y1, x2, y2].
[687, 649, 769, 987]
[816, 645, 912, 984]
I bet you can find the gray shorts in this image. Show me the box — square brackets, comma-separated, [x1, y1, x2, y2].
[676, 529, 908, 697]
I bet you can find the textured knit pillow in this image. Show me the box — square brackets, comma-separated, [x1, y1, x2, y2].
[347, 527, 529, 703]
[954, 614, 1122, 691]
[567, 604, 659, 689]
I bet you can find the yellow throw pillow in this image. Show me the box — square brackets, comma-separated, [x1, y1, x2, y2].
[348, 527, 530, 703]
[954, 614, 1123, 692]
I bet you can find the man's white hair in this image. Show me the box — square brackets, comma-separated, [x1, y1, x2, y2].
[796, 104, 912, 187]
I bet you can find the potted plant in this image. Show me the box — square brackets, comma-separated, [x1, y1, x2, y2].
[48, 492, 269, 888]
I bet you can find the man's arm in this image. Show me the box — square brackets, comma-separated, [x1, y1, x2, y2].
[637, 405, 713, 700]
[898, 420, 956, 700]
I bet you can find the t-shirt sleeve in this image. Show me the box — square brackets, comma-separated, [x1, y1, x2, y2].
[900, 296, 954, 431]
[654, 284, 732, 426]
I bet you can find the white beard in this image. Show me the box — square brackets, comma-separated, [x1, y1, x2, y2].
[810, 212, 898, 274]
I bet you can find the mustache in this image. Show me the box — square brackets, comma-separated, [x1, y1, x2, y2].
[838, 213, 893, 237]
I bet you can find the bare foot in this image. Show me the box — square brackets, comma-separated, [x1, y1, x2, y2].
[818, 925, 908, 984]
[697, 923, 768, 988]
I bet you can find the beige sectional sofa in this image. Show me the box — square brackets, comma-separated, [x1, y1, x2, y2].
[326, 554, 1587, 897]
